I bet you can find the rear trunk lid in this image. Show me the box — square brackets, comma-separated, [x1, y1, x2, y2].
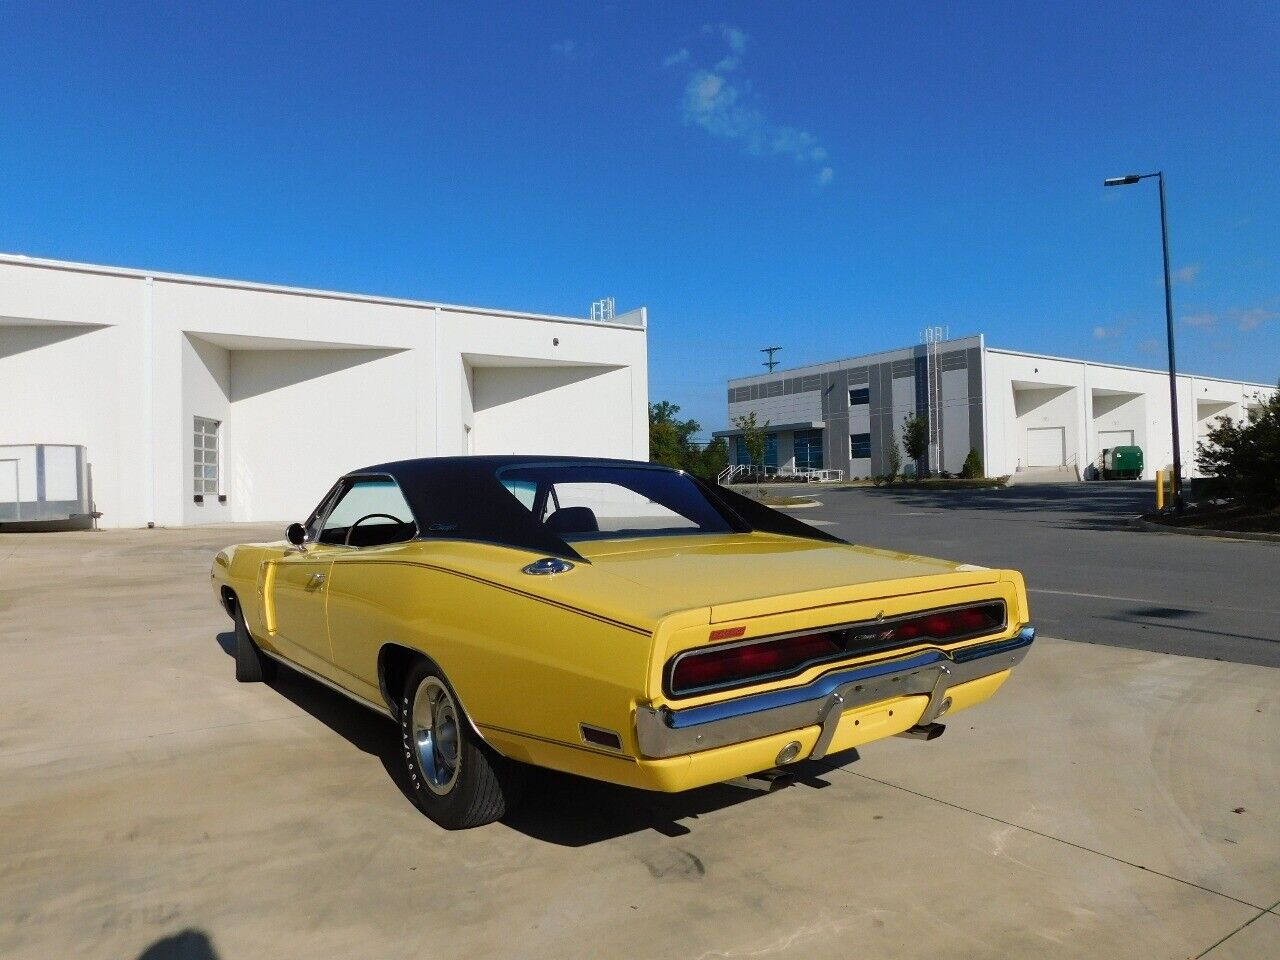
[572, 532, 1001, 623]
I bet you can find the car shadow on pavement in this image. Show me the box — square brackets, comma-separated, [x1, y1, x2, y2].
[215, 631, 853, 846]
[215, 631, 415, 801]
[502, 757, 843, 847]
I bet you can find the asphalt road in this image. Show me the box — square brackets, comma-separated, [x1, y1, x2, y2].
[792, 481, 1280, 668]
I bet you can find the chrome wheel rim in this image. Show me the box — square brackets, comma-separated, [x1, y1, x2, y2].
[411, 677, 461, 795]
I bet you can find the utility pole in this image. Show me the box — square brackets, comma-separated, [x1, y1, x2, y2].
[761, 346, 782, 372]
[1104, 172, 1183, 513]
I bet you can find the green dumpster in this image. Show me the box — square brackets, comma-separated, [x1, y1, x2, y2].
[1102, 445, 1143, 480]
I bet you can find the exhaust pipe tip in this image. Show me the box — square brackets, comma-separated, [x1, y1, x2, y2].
[897, 722, 946, 741]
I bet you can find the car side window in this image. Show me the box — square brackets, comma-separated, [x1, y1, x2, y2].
[319, 479, 416, 547]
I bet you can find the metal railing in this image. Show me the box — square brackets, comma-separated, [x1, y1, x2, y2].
[718, 464, 845, 484]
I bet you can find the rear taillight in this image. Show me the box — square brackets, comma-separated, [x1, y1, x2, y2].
[666, 601, 1005, 696]
[891, 603, 1003, 642]
[670, 632, 840, 694]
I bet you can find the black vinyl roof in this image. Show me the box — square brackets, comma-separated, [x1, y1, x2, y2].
[349, 455, 844, 561]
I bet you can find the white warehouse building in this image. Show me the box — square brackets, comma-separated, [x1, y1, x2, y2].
[0, 254, 648, 529]
[717, 334, 1273, 482]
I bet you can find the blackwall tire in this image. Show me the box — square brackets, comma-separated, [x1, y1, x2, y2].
[400, 661, 526, 829]
[233, 604, 276, 683]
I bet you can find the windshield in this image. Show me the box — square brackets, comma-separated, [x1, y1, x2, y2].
[497, 464, 736, 540]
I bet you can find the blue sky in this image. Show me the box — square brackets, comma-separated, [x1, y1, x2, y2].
[2, 2, 1277, 435]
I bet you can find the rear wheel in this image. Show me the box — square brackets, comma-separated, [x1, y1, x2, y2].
[233, 603, 276, 683]
[400, 661, 525, 829]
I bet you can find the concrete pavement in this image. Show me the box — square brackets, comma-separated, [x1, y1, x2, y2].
[0, 523, 1277, 959]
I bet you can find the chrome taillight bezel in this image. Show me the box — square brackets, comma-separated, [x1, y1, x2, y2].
[664, 599, 1008, 699]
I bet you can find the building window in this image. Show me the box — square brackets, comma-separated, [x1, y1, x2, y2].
[794, 429, 824, 470]
[194, 416, 220, 495]
[850, 433, 871, 459]
[732, 433, 779, 468]
[849, 387, 869, 407]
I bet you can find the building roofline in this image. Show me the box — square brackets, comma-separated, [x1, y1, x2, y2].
[723, 333, 1272, 393]
[983, 346, 1275, 391]
[0, 252, 646, 331]
[727, 334, 983, 384]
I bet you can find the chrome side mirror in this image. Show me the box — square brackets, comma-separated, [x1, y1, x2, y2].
[285, 522, 307, 548]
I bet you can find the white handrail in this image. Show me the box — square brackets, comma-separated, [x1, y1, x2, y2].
[717, 463, 749, 485]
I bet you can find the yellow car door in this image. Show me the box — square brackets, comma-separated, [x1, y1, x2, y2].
[279, 475, 418, 684]
[270, 546, 340, 675]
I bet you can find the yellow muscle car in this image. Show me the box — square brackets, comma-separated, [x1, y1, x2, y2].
[212, 456, 1034, 829]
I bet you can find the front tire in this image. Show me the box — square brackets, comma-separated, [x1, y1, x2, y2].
[400, 661, 525, 829]
[233, 604, 276, 683]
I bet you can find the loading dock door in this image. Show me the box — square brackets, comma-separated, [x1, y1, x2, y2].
[1098, 429, 1134, 451]
[1027, 427, 1066, 467]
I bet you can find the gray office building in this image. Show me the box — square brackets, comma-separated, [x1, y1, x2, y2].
[715, 335, 1273, 481]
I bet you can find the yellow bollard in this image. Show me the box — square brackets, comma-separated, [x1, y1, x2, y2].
[1155, 469, 1165, 511]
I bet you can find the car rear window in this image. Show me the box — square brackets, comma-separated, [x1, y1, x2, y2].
[498, 465, 734, 540]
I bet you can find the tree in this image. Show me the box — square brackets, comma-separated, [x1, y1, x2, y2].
[731, 411, 771, 491]
[902, 412, 928, 473]
[960, 448, 984, 479]
[1196, 384, 1280, 509]
[693, 437, 729, 479]
[883, 427, 902, 484]
[649, 401, 702, 472]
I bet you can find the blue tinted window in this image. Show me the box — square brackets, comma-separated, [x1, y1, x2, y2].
[732, 433, 778, 468]
[849, 388, 869, 406]
[794, 429, 824, 470]
[850, 433, 871, 458]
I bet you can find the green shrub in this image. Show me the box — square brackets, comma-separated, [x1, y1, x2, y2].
[960, 448, 984, 479]
[1196, 384, 1280, 509]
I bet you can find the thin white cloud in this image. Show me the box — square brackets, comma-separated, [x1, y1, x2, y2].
[671, 25, 832, 184]
[1173, 263, 1201, 284]
[1181, 302, 1277, 333]
[1236, 307, 1274, 332]
[1138, 338, 1162, 356]
[551, 39, 577, 57]
[721, 25, 748, 55]
[1092, 325, 1122, 340]
[1181, 312, 1218, 329]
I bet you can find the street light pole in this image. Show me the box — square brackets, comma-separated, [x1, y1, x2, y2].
[1104, 171, 1183, 513]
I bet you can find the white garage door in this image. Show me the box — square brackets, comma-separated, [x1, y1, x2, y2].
[1027, 427, 1066, 467]
[1098, 429, 1134, 450]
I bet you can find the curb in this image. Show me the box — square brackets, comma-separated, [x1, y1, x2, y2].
[772, 500, 823, 510]
[1133, 517, 1280, 543]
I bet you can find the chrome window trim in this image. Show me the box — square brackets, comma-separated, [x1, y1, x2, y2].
[664, 599, 1008, 699]
[637, 626, 1034, 760]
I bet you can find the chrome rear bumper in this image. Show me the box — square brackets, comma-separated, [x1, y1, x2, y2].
[635, 626, 1035, 760]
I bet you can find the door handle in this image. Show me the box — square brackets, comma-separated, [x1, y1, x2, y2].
[307, 573, 326, 588]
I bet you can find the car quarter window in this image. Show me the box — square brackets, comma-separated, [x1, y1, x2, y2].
[319, 479, 416, 546]
[501, 478, 538, 511]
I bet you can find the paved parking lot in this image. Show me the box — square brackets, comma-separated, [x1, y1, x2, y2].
[1, 495, 1277, 959]
[794, 481, 1280, 667]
